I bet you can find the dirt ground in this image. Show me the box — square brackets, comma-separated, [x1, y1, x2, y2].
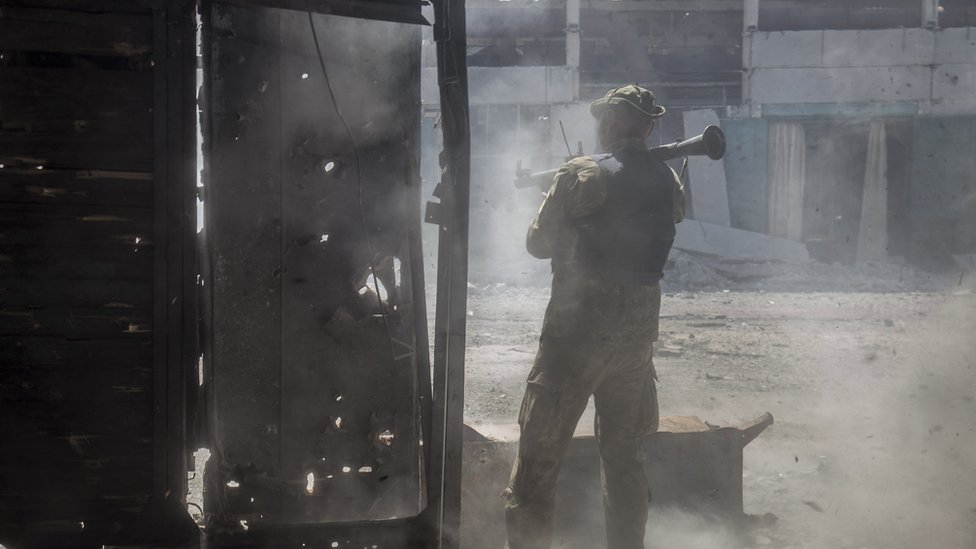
[461, 279, 976, 549]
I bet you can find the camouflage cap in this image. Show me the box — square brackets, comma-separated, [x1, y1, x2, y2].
[589, 84, 666, 119]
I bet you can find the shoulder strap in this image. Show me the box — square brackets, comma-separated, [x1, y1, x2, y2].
[592, 153, 622, 176]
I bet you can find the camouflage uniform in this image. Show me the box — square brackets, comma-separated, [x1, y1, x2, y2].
[503, 126, 685, 549]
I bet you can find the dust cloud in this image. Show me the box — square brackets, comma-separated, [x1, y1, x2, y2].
[438, 4, 976, 549]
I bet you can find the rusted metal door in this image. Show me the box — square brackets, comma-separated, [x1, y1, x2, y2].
[201, 0, 430, 532]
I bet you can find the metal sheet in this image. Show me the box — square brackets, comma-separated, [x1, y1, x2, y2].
[203, 1, 427, 528]
[460, 415, 773, 549]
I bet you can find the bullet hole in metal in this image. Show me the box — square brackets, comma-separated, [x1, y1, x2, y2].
[358, 466, 373, 473]
[250, 497, 255, 503]
[334, 393, 343, 403]
[326, 474, 334, 479]
[342, 466, 351, 473]
[320, 159, 337, 174]
[134, 237, 141, 244]
[393, 257, 402, 286]
[35, 165, 44, 170]
[377, 429, 394, 446]
[333, 416, 343, 430]
[0, 164, 5, 169]
[366, 274, 388, 301]
[320, 233, 330, 243]
[331, 542, 339, 548]
[240, 520, 249, 531]
[227, 480, 240, 488]
[258, 80, 268, 93]
[358, 286, 369, 296]
[79, 521, 85, 530]
[301, 72, 309, 79]
[306, 472, 315, 495]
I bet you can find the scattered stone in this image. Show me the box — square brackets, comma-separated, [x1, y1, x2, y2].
[656, 346, 684, 357]
[802, 500, 824, 512]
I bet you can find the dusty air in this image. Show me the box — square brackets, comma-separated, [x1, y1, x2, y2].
[0, 1, 973, 549]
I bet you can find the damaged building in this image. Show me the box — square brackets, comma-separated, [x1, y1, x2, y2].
[428, 0, 976, 278]
[1, 0, 975, 548]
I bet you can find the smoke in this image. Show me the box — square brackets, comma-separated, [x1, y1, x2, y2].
[425, 5, 976, 549]
[646, 507, 743, 549]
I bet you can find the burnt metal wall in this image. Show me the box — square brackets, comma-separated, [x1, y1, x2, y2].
[0, 0, 197, 546]
[203, 2, 428, 529]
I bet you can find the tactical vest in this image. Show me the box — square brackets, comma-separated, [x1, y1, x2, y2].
[571, 147, 676, 285]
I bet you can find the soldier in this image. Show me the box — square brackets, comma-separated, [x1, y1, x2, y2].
[503, 85, 685, 549]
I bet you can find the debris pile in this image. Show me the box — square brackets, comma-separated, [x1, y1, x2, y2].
[662, 249, 959, 293]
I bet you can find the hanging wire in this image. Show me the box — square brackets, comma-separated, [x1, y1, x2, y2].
[307, 12, 399, 362]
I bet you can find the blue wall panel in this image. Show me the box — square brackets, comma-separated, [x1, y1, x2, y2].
[721, 118, 769, 233]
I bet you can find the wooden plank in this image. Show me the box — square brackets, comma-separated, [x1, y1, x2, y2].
[4, 361, 151, 395]
[0, 466, 153, 501]
[0, 168, 153, 207]
[0, 7, 152, 58]
[0, 336, 153, 367]
[0, 130, 153, 172]
[0, 392, 153, 436]
[0, 245, 153, 281]
[0, 277, 151, 312]
[0, 434, 152, 473]
[0, 306, 152, 338]
[0, 203, 153, 248]
[0, 0, 152, 13]
[0, 495, 148, 524]
[0, 67, 153, 137]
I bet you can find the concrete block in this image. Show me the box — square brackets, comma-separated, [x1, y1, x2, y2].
[683, 109, 730, 226]
[750, 66, 930, 104]
[919, 99, 976, 116]
[934, 27, 976, 65]
[932, 64, 976, 102]
[675, 220, 810, 261]
[823, 28, 935, 67]
[750, 30, 823, 68]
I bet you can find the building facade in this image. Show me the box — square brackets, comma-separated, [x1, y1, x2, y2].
[421, 0, 976, 275]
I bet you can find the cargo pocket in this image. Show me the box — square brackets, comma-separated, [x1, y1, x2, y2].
[517, 369, 571, 457]
[638, 367, 660, 436]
